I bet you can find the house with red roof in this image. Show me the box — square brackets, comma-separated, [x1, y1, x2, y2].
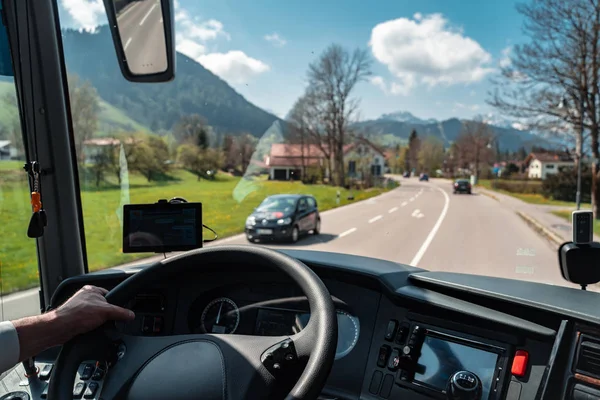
[265, 138, 386, 181]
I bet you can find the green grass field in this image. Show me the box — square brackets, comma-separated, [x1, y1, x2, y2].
[0, 162, 391, 294]
[477, 179, 590, 208]
[551, 209, 600, 236]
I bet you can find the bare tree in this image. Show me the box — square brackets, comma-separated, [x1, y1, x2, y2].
[489, 0, 600, 215]
[68, 74, 100, 165]
[237, 133, 257, 172]
[287, 90, 335, 181]
[307, 44, 371, 186]
[455, 121, 495, 179]
[286, 103, 309, 181]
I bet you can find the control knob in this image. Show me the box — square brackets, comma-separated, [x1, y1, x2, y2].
[446, 371, 482, 400]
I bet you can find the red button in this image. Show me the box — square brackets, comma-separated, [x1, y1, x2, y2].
[511, 350, 529, 377]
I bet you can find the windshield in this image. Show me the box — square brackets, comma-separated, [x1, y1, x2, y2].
[3, 0, 595, 307]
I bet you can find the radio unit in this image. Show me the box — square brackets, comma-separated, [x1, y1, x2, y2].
[387, 320, 510, 400]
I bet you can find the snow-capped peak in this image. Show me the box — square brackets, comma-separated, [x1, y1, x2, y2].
[379, 111, 437, 125]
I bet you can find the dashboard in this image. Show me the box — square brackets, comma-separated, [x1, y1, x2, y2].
[5, 249, 600, 400]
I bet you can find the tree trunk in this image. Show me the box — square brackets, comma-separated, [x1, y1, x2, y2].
[336, 150, 345, 187]
[592, 122, 600, 219]
[593, 164, 600, 219]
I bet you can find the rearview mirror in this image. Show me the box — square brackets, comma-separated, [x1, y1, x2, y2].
[102, 0, 175, 82]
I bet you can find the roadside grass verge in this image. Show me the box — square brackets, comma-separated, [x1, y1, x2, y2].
[477, 179, 590, 207]
[551, 209, 600, 236]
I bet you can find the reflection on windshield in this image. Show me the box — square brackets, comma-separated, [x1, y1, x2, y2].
[256, 197, 296, 212]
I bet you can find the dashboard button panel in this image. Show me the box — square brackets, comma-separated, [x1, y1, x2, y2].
[377, 345, 391, 367]
[84, 382, 98, 399]
[384, 320, 398, 341]
[261, 339, 298, 376]
[369, 370, 383, 394]
[80, 364, 94, 380]
[39, 364, 52, 380]
[380, 374, 394, 398]
[388, 348, 401, 371]
[73, 382, 86, 399]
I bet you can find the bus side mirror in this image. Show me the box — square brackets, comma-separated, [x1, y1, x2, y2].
[102, 0, 176, 82]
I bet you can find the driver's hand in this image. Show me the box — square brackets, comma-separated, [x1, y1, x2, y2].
[55, 285, 135, 337]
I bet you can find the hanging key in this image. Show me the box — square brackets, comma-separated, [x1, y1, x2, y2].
[27, 168, 45, 238]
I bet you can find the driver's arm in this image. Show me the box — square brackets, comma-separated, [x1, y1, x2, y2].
[0, 285, 135, 375]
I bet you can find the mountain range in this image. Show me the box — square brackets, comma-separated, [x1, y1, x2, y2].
[60, 27, 281, 137]
[357, 111, 560, 152]
[0, 28, 562, 152]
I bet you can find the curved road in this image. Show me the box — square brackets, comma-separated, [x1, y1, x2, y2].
[1, 178, 578, 320]
[222, 178, 569, 287]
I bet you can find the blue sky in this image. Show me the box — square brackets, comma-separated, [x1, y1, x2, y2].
[59, 0, 526, 121]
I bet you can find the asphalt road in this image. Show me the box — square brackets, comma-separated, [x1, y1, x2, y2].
[220, 178, 570, 287]
[116, 0, 167, 75]
[0, 178, 578, 320]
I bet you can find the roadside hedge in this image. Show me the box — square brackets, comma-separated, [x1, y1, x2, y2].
[541, 165, 592, 203]
[494, 180, 543, 195]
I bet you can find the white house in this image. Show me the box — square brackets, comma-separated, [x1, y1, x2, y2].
[0, 140, 18, 161]
[525, 151, 574, 179]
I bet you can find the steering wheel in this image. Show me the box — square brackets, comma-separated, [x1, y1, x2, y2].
[48, 246, 338, 400]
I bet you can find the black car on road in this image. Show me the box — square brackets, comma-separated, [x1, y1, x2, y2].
[245, 194, 320, 243]
[453, 179, 472, 194]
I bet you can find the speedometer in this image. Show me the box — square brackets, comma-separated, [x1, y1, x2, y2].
[335, 310, 360, 360]
[200, 297, 240, 334]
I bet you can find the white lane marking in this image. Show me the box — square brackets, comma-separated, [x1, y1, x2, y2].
[410, 197, 415, 202]
[339, 227, 357, 237]
[160, 17, 163, 24]
[388, 207, 398, 213]
[124, 37, 132, 50]
[410, 186, 450, 267]
[516, 248, 536, 256]
[401, 201, 408, 207]
[411, 209, 424, 218]
[117, 3, 137, 20]
[369, 215, 382, 223]
[140, 3, 157, 26]
[516, 265, 535, 274]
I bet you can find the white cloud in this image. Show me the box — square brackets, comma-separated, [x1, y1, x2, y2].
[60, 0, 105, 31]
[264, 33, 287, 47]
[198, 51, 270, 84]
[175, 6, 230, 42]
[499, 46, 512, 68]
[173, 4, 269, 85]
[177, 39, 206, 60]
[369, 75, 414, 96]
[369, 76, 388, 93]
[369, 13, 494, 94]
[390, 77, 415, 96]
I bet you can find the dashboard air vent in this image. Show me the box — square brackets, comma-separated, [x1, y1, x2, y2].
[575, 335, 600, 380]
